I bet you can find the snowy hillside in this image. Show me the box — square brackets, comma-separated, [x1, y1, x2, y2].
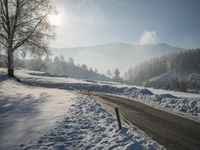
[147, 71, 200, 93]
[0, 69, 163, 150]
[126, 49, 200, 92]
[149, 71, 187, 84]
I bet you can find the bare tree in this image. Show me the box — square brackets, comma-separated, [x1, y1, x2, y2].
[106, 69, 113, 78]
[68, 57, 74, 65]
[0, 0, 55, 77]
[114, 68, 120, 81]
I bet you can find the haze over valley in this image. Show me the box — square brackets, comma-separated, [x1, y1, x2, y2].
[51, 42, 183, 73]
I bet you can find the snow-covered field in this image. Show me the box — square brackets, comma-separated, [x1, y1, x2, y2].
[0, 69, 163, 150]
[9, 68, 200, 121]
[0, 79, 76, 149]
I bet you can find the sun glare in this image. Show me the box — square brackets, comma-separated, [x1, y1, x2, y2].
[48, 13, 62, 26]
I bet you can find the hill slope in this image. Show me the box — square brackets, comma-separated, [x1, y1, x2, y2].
[125, 49, 200, 92]
[51, 43, 184, 73]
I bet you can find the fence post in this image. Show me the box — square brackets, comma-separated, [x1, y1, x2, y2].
[115, 108, 122, 130]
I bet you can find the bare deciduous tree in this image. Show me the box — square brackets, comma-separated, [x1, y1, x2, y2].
[114, 68, 120, 80]
[0, 0, 55, 77]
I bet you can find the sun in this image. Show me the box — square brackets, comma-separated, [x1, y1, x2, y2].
[48, 13, 62, 26]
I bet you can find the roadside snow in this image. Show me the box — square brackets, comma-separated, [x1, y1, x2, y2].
[4, 68, 199, 121]
[122, 87, 200, 120]
[0, 73, 163, 150]
[134, 85, 200, 98]
[21, 96, 163, 150]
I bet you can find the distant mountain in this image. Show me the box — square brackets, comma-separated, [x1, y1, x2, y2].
[51, 43, 184, 73]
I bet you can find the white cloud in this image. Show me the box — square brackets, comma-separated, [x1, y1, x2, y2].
[136, 30, 158, 45]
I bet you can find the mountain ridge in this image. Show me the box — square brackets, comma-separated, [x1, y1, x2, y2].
[50, 43, 185, 73]
[51, 42, 183, 50]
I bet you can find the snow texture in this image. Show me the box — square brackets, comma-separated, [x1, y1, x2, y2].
[122, 87, 200, 120]
[13, 69, 200, 121]
[20, 96, 163, 150]
[0, 79, 76, 149]
[149, 71, 186, 84]
[0, 74, 163, 150]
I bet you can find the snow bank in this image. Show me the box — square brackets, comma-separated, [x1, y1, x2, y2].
[11, 68, 200, 121]
[0, 73, 163, 150]
[123, 87, 200, 120]
[21, 96, 163, 150]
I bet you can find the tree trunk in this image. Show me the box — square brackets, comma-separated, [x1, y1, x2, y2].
[7, 48, 14, 77]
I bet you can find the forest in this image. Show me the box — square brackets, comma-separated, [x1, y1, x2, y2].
[124, 49, 200, 92]
[0, 54, 113, 81]
[1, 49, 200, 92]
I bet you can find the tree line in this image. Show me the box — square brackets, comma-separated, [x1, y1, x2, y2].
[124, 49, 200, 92]
[10, 55, 112, 81]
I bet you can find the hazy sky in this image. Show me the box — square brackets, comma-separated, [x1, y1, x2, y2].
[51, 0, 200, 48]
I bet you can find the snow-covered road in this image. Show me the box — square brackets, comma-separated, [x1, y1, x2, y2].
[13, 69, 200, 121]
[93, 92, 200, 150]
[2, 68, 200, 149]
[0, 75, 163, 149]
[23, 96, 162, 150]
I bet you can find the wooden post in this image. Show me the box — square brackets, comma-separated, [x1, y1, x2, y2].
[115, 108, 122, 130]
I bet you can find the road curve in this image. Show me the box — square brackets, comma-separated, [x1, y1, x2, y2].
[87, 92, 200, 150]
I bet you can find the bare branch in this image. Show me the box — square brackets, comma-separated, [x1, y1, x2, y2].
[0, 39, 7, 47]
[0, 0, 55, 74]
[0, 33, 8, 40]
[12, 13, 48, 51]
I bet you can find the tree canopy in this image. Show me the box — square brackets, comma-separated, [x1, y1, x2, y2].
[0, 0, 55, 77]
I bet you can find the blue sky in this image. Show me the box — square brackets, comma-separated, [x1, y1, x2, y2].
[52, 0, 200, 48]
